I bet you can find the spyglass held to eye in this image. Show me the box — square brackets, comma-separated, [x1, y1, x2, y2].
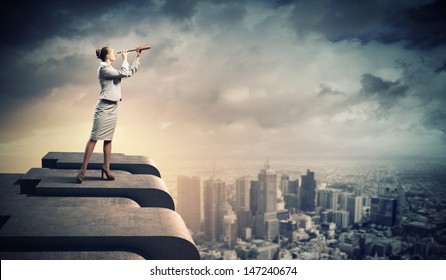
[116, 45, 151, 54]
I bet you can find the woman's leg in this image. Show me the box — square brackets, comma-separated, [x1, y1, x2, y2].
[81, 139, 97, 172]
[101, 140, 115, 180]
[103, 140, 112, 171]
[77, 139, 97, 182]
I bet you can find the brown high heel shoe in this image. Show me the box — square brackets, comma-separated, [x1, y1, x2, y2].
[77, 170, 86, 183]
[101, 167, 115, 181]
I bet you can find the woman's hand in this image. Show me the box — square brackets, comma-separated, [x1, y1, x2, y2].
[121, 50, 128, 60]
[136, 47, 142, 58]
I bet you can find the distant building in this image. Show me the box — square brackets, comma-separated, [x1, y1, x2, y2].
[235, 177, 250, 212]
[298, 215, 313, 230]
[280, 174, 290, 196]
[235, 177, 252, 236]
[203, 178, 226, 241]
[223, 212, 238, 250]
[241, 227, 252, 241]
[252, 240, 280, 260]
[317, 189, 339, 211]
[334, 210, 350, 229]
[300, 169, 316, 212]
[254, 163, 279, 241]
[249, 180, 259, 217]
[284, 193, 299, 210]
[370, 197, 398, 227]
[320, 222, 336, 239]
[177, 176, 202, 234]
[320, 210, 334, 223]
[279, 220, 298, 241]
[288, 179, 299, 195]
[413, 238, 434, 259]
[347, 195, 363, 224]
[235, 240, 279, 260]
[223, 250, 238, 260]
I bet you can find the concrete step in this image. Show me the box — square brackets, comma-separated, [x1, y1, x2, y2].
[42, 152, 161, 178]
[0, 207, 199, 260]
[18, 168, 174, 210]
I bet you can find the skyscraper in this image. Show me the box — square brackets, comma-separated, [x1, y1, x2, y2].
[203, 178, 226, 241]
[280, 174, 289, 197]
[236, 177, 252, 236]
[250, 180, 259, 217]
[317, 189, 339, 211]
[254, 163, 279, 241]
[284, 179, 299, 211]
[288, 179, 299, 195]
[236, 177, 250, 212]
[370, 197, 398, 227]
[371, 179, 400, 227]
[177, 175, 202, 235]
[223, 211, 238, 250]
[333, 210, 350, 229]
[300, 169, 316, 212]
[347, 195, 363, 224]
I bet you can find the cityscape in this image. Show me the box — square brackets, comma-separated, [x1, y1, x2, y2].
[169, 159, 446, 260]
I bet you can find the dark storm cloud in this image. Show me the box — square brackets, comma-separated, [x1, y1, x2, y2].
[1, 0, 155, 49]
[360, 73, 409, 110]
[1, 0, 446, 160]
[161, 0, 199, 21]
[318, 83, 346, 97]
[195, 2, 246, 30]
[434, 61, 446, 73]
[288, 0, 446, 49]
[0, 0, 157, 132]
[423, 110, 446, 143]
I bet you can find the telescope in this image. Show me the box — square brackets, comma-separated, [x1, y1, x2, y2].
[116, 44, 151, 54]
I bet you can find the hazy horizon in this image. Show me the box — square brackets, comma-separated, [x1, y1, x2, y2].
[1, 0, 446, 174]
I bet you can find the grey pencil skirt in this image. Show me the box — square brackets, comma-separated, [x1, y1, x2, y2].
[90, 99, 118, 141]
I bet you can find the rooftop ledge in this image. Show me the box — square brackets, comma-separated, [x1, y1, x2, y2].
[0, 152, 199, 260]
[42, 152, 161, 178]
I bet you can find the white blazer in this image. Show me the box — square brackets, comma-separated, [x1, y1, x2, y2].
[97, 60, 140, 102]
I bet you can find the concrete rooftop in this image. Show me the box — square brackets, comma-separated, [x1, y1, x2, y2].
[0, 152, 199, 260]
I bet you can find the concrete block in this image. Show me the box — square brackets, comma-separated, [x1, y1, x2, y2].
[42, 152, 161, 178]
[18, 168, 174, 210]
[0, 150, 200, 260]
[0, 207, 200, 260]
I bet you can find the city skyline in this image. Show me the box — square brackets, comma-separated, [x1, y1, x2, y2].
[1, 0, 446, 174]
[175, 159, 446, 260]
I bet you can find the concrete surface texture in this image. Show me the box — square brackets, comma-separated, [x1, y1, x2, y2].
[0, 152, 200, 260]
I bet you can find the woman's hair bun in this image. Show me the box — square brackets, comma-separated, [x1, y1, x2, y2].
[96, 47, 109, 61]
[96, 48, 102, 59]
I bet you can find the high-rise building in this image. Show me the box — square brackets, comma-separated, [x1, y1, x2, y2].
[317, 189, 339, 211]
[370, 178, 401, 228]
[235, 177, 252, 236]
[280, 174, 289, 197]
[250, 180, 259, 217]
[223, 211, 238, 250]
[254, 163, 279, 241]
[284, 193, 299, 210]
[339, 192, 350, 211]
[300, 169, 316, 212]
[320, 209, 334, 223]
[203, 178, 226, 241]
[236, 177, 250, 212]
[284, 179, 299, 211]
[288, 179, 299, 195]
[333, 210, 350, 229]
[347, 195, 363, 224]
[370, 197, 398, 227]
[177, 175, 202, 235]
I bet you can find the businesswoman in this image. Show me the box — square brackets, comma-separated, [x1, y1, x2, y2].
[77, 46, 141, 183]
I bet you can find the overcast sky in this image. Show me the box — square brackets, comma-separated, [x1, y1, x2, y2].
[1, 0, 446, 172]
